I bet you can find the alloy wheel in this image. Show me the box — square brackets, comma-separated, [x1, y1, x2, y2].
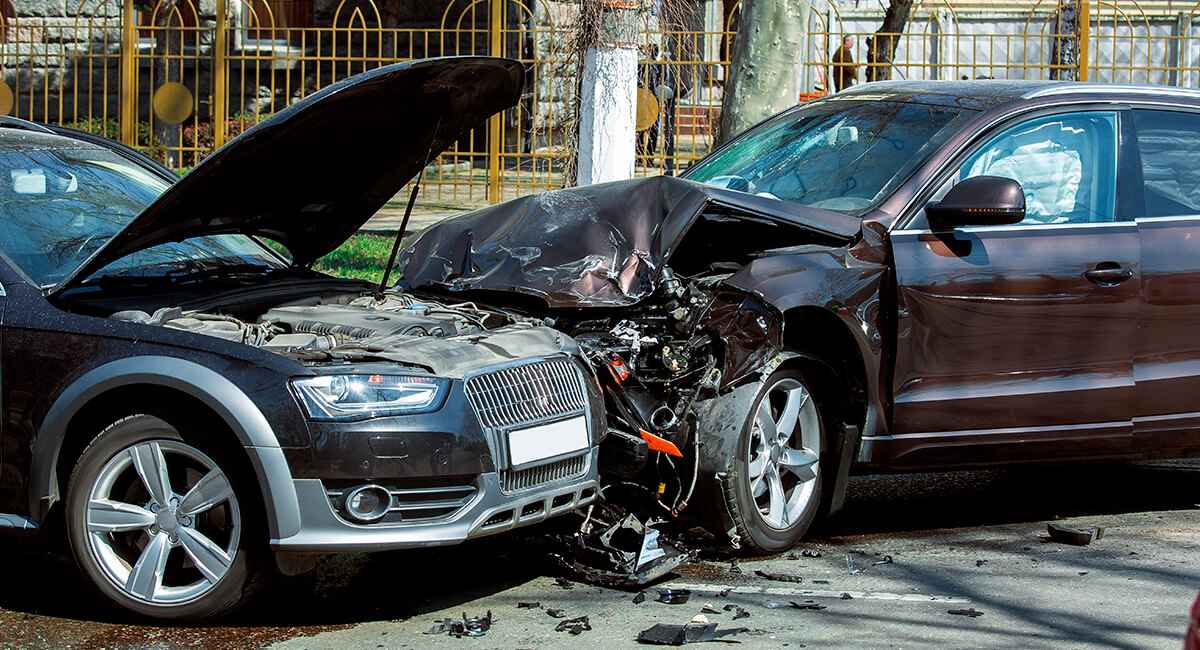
[84, 440, 241, 606]
[745, 377, 821, 530]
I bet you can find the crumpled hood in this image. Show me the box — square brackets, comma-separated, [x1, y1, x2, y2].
[54, 56, 524, 294]
[396, 175, 860, 308]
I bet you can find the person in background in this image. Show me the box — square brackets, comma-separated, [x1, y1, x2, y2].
[832, 35, 858, 92]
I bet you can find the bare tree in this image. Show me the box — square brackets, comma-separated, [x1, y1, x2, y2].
[864, 0, 914, 82]
[717, 0, 810, 145]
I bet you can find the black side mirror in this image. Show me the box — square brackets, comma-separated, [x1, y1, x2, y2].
[926, 175, 1025, 231]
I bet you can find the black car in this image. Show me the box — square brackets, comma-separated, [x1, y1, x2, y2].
[0, 58, 605, 620]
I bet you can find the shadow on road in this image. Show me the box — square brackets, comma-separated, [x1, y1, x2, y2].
[0, 460, 1196, 647]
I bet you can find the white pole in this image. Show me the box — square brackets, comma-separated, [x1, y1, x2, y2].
[576, 2, 640, 186]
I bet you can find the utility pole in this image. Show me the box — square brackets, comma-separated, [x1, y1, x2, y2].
[575, 1, 640, 186]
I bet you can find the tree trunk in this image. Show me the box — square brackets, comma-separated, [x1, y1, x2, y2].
[865, 0, 914, 82]
[717, 0, 810, 146]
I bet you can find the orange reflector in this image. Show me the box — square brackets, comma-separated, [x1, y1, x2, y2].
[368, 374, 384, 384]
[640, 429, 683, 457]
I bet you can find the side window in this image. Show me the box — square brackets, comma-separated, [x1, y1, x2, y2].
[955, 112, 1119, 225]
[1131, 109, 1200, 218]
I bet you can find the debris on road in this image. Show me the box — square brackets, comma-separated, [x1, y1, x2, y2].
[1047, 523, 1106, 546]
[801, 549, 822, 558]
[754, 569, 804, 584]
[555, 615, 592, 635]
[700, 603, 721, 615]
[636, 622, 749, 645]
[975, 559, 988, 568]
[722, 604, 750, 619]
[546, 608, 567, 619]
[873, 555, 894, 566]
[948, 608, 985, 618]
[847, 554, 862, 575]
[554, 577, 576, 590]
[425, 611, 495, 638]
[765, 600, 827, 611]
[634, 591, 647, 604]
[657, 588, 693, 605]
[517, 602, 541, 610]
[550, 503, 692, 589]
[840, 593, 854, 600]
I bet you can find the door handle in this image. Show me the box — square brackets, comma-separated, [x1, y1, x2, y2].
[1084, 263, 1133, 286]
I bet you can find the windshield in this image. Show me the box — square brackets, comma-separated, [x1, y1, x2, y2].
[686, 99, 976, 215]
[0, 146, 285, 287]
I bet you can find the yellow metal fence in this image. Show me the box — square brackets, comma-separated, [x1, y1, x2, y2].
[1, 0, 1199, 207]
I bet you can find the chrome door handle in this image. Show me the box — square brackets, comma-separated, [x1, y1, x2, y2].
[1084, 264, 1133, 286]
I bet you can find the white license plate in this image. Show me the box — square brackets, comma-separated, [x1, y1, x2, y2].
[507, 416, 589, 468]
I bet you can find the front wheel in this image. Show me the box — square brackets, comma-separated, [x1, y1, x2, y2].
[65, 415, 264, 620]
[719, 369, 826, 553]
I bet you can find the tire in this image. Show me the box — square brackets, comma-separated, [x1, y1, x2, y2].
[718, 368, 828, 554]
[64, 414, 265, 620]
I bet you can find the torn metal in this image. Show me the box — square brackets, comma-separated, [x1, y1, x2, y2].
[550, 500, 692, 590]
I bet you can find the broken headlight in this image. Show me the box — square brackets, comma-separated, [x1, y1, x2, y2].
[292, 374, 449, 421]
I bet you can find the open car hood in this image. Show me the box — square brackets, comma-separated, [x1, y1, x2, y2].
[396, 175, 861, 308]
[53, 56, 524, 295]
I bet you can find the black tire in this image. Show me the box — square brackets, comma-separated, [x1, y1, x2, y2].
[718, 368, 829, 554]
[64, 414, 266, 620]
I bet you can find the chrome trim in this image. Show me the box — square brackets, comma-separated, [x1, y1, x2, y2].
[465, 357, 589, 432]
[1023, 84, 1200, 100]
[273, 448, 600, 552]
[891, 221, 1136, 237]
[1135, 215, 1200, 224]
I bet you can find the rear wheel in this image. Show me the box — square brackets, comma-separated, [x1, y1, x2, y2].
[720, 369, 826, 553]
[65, 415, 264, 620]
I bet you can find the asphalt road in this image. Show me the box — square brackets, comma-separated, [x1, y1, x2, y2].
[2, 461, 1197, 649]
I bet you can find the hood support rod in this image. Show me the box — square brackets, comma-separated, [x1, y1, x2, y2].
[377, 125, 439, 298]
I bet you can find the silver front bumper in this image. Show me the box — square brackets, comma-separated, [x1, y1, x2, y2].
[271, 448, 599, 552]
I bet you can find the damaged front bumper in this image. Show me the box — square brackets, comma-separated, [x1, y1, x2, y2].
[272, 448, 600, 552]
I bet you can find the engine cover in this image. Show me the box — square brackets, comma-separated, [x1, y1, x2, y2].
[264, 303, 471, 340]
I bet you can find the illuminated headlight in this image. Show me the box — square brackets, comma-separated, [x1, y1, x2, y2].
[292, 374, 449, 421]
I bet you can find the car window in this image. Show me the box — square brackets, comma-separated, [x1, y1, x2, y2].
[685, 100, 975, 215]
[954, 112, 1119, 225]
[1131, 109, 1200, 218]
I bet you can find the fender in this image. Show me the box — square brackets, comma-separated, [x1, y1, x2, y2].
[30, 355, 302, 539]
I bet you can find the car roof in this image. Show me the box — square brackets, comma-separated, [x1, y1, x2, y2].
[835, 79, 1200, 111]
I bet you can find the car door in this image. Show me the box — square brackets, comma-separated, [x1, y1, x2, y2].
[889, 109, 1139, 462]
[1126, 107, 1200, 452]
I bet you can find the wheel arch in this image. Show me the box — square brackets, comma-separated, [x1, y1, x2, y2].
[31, 355, 301, 540]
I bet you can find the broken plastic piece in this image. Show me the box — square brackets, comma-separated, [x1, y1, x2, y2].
[551, 506, 691, 589]
[546, 608, 567, 619]
[425, 611, 494, 638]
[657, 588, 692, 605]
[554, 577, 575, 590]
[840, 592, 853, 600]
[873, 555, 894, 566]
[517, 601, 541, 609]
[755, 569, 803, 584]
[722, 604, 750, 620]
[948, 608, 984, 618]
[640, 429, 684, 457]
[1046, 523, 1105, 546]
[634, 591, 647, 604]
[765, 600, 826, 611]
[609, 355, 632, 383]
[700, 603, 721, 615]
[636, 622, 747, 646]
[556, 615, 592, 635]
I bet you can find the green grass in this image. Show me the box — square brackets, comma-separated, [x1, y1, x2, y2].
[312, 233, 395, 284]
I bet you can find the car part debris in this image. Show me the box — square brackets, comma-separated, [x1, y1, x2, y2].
[691, 614, 711, 624]
[948, 608, 984, 618]
[975, 559, 988, 568]
[840, 593, 854, 600]
[517, 602, 542, 609]
[755, 569, 803, 584]
[1046, 523, 1105, 546]
[812, 579, 830, 585]
[765, 600, 827, 611]
[634, 592, 647, 604]
[636, 622, 749, 646]
[722, 604, 750, 619]
[546, 608, 567, 619]
[551, 502, 692, 589]
[728, 559, 742, 575]
[425, 611, 494, 638]
[556, 615, 592, 635]
[872, 555, 894, 566]
[846, 553, 863, 575]
[658, 588, 693, 605]
[554, 577, 576, 590]
[801, 549, 822, 558]
[700, 603, 721, 615]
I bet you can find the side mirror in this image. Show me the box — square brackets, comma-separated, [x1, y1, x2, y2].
[926, 175, 1025, 231]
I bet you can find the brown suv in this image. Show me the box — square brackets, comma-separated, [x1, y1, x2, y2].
[399, 79, 1200, 553]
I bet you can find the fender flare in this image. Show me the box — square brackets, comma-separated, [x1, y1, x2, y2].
[30, 355, 302, 539]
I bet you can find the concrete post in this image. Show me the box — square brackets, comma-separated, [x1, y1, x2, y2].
[575, 1, 640, 187]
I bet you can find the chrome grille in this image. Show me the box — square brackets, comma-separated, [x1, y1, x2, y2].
[326, 482, 477, 525]
[465, 358, 589, 431]
[501, 454, 588, 493]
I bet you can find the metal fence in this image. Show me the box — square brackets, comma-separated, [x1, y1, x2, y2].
[2, 0, 1200, 207]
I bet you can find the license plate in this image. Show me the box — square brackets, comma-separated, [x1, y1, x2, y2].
[507, 416, 589, 468]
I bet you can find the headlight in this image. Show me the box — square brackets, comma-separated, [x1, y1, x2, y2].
[292, 374, 449, 421]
